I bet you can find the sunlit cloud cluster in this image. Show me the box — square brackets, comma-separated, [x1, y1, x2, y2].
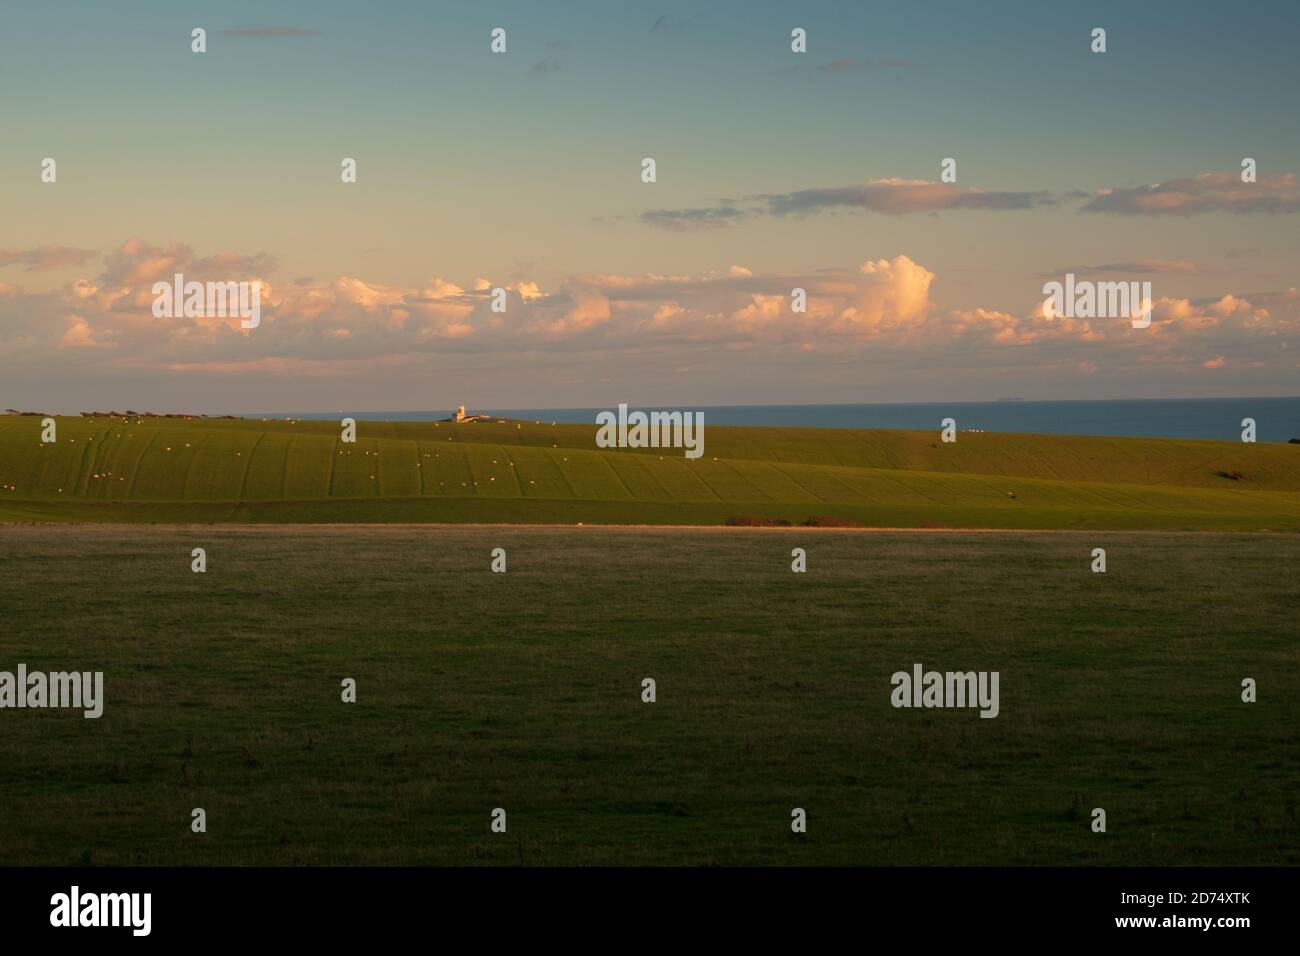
[0, 240, 1294, 391]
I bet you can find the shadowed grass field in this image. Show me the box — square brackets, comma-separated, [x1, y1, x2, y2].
[0, 526, 1295, 865]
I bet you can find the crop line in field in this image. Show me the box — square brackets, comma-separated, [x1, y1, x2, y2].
[283, 433, 303, 498]
[597, 453, 637, 500]
[327, 435, 340, 497]
[714, 458, 775, 502]
[629, 452, 675, 499]
[676, 461, 726, 502]
[238, 431, 267, 502]
[124, 430, 161, 499]
[83, 426, 109, 498]
[637, 455, 676, 500]
[179, 429, 206, 500]
[544, 447, 581, 499]
[499, 447, 526, 497]
[767, 462, 829, 503]
[879, 470, 947, 505]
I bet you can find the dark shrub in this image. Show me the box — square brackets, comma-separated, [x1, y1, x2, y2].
[725, 515, 792, 527]
[802, 515, 865, 528]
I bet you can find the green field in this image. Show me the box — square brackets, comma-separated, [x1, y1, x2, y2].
[1, 414, 1298, 529]
[0, 526, 1295, 866]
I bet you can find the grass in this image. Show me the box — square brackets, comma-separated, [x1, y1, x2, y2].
[1, 415, 1298, 529]
[0, 525, 1295, 866]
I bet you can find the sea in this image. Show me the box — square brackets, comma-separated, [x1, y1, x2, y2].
[261, 397, 1300, 442]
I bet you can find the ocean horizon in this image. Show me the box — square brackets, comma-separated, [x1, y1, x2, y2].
[255, 397, 1300, 442]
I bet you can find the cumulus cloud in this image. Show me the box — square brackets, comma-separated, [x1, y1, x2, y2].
[3, 241, 1297, 397]
[59, 316, 112, 350]
[98, 238, 276, 289]
[841, 256, 934, 333]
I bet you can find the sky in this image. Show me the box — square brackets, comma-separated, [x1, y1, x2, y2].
[1, 0, 1298, 413]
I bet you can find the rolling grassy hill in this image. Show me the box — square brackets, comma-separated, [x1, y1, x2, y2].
[1, 414, 1297, 529]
